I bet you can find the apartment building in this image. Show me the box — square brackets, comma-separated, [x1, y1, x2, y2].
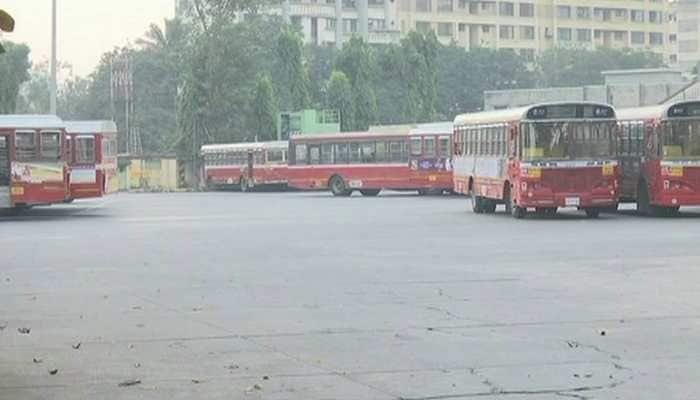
[398, 0, 676, 63]
[674, 0, 700, 70]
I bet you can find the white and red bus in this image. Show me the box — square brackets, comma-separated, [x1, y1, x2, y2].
[287, 125, 453, 196]
[65, 120, 119, 200]
[617, 101, 700, 215]
[201, 141, 288, 191]
[0, 115, 68, 209]
[453, 102, 619, 218]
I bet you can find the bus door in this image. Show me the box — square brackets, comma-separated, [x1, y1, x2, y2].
[0, 134, 9, 207]
[69, 135, 100, 199]
[619, 122, 644, 199]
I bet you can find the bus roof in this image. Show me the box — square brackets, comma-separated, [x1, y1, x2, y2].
[65, 120, 118, 134]
[454, 102, 615, 126]
[291, 131, 408, 141]
[0, 114, 64, 129]
[617, 101, 700, 121]
[201, 141, 287, 154]
[409, 122, 453, 135]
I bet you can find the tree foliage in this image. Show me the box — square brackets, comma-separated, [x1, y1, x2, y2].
[335, 37, 376, 131]
[0, 42, 30, 113]
[326, 70, 354, 131]
[275, 28, 310, 111]
[252, 74, 278, 140]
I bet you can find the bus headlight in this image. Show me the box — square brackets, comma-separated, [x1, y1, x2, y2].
[521, 167, 542, 179]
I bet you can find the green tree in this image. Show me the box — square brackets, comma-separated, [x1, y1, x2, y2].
[335, 37, 376, 130]
[397, 31, 439, 122]
[252, 74, 278, 140]
[275, 28, 310, 111]
[326, 70, 354, 131]
[537, 47, 664, 87]
[0, 41, 30, 113]
[305, 44, 337, 107]
[16, 63, 50, 114]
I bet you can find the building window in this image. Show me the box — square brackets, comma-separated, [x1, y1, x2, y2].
[557, 27, 571, 41]
[613, 31, 625, 41]
[519, 3, 533, 17]
[437, 22, 453, 36]
[670, 34, 677, 43]
[416, 0, 431, 12]
[499, 25, 514, 39]
[369, 18, 386, 30]
[416, 21, 432, 33]
[614, 9, 627, 19]
[458, 23, 466, 32]
[670, 54, 678, 64]
[519, 25, 535, 40]
[482, 25, 491, 34]
[437, 0, 453, 12]
[457, 0, 468, 9]
[343, 18, 357, 33]
[649, 11, 660, 24]
[576, 7, 590, 19]
[576, 29, 591, 42]
[557, 5, 570, 19]
[631, 31, 645, 44]
[325, 18, 336, 31]
[594, 8, 612, 21]
[650, 32, 663, 45]
[499, 2, 514, 16]
[630, 10, 644, 22]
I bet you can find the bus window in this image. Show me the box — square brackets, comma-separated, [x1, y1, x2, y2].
[389, 141, 406, 162]
[41, 131, 61, 161]
[309, 145, 321, 164]
[320, 143, 333, 164]
[375, 141, 387, 162]
[410, 137, 422, 156]
[15, 131, 36, 161]
[76, 137, 96, 163]
[267, 149, 284, 164]
[664, 120, 700, 159]
[438, 136, 450, 157]
[335, 143, 349, 164]
[295, 143, 307, 165]
[424, 137, 436, 157]
[350, 142, 361, 163]
[361, 142, 376, 163]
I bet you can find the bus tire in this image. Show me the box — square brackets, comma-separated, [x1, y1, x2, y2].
[584, 208, 600, 218]
[471, 194, 484, 214]
[360, 189, 380, 197]
[417, 189, 427, 196]
[329, 175, 351, 197]
[240, 176, 249, 192]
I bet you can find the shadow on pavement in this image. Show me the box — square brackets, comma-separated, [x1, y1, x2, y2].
[0, 207, 109, 222]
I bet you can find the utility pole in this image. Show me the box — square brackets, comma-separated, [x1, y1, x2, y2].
[50, 0, 57, 114]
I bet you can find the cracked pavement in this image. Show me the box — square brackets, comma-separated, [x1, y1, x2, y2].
[2, 192, 700, 399]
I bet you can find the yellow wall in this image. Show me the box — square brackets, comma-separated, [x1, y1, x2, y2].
[119, 158, 179, 191]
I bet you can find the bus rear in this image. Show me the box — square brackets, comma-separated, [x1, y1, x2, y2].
[65, 120, 119, 200]
[0, 115, 69, 208]
[408, 123, 453, 194]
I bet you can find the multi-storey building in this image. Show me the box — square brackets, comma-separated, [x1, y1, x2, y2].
[674, 0, 700, 70]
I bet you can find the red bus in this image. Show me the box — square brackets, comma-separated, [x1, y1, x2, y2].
[617, 101, 700, 215]
[201, 141, 288, 191]
[453, 102, 619, 218]
[0, 115, 68, 209]
[65, 121, 119, 200]
[287, 125, 453, 196]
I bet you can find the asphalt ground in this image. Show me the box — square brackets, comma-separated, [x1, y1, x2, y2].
[2, 191, 700, 399]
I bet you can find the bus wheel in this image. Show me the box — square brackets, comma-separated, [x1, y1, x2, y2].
[471, 194, 484, 213]
[585, 208, 601, 218]
[360, 189, 380, 197]
[512, 206, 526, 219]
[545, 207, 557, 216]
[240, 177, 249, 192]
[330, 176, 350, 197]
[417, 189, 427, 196]
[483, 199, 497, 214]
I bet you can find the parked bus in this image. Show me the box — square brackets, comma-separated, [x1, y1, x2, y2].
[617, 101, 700, 215]
[65, 120, 119, 200]
[453, 102, 619, 218]
[0, 115, 68, 209]
[287, 125, 453, 196]
[201, 141, 288, 191]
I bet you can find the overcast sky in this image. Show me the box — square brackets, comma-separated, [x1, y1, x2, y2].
[1, 0, 174, 78]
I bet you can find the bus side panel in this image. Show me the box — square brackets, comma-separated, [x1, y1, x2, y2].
[452, 155, 475, 195]
[287, 165, 410, 190]
[251, 165, 288, 186]
[471, 156, 508, 200]
[206, 166, 244, 186]
[11, 161, 67, 205]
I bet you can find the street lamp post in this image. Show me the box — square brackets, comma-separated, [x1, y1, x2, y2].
[50, 0, 57, 115]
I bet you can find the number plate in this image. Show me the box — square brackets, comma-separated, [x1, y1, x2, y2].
[11, 186, 24, 196]
[565, 197, 580, 206]
[348, 180, 363, 188]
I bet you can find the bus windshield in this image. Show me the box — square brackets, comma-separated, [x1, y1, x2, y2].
[522, 121, 616, 160]
[663, 120, 700, 159]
